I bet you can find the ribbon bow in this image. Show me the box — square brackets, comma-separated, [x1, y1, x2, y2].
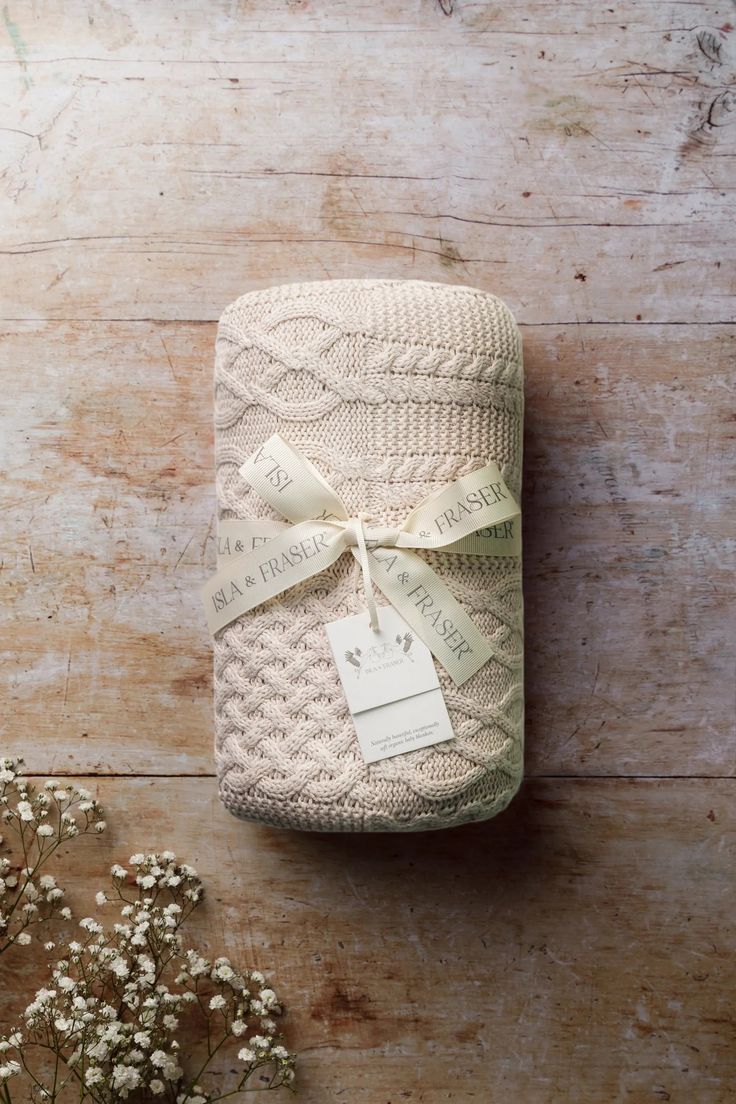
[201, 435, 521, 686]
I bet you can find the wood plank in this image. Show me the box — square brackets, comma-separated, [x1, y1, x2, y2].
[1, 4, 734, 323]
[523, 322, 735, 777]
[1, 322, 732, 777]
[0, 2, 732, 1098]
[1, 777, 734, 1102]
[0, 0, 726, 48]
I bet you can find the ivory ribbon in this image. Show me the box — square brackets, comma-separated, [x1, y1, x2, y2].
[201, 435, 521, 686]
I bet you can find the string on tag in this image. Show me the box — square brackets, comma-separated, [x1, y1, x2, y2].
[347, 511, 380, 631]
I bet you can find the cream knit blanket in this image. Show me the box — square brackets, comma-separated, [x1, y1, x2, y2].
[212, 278, 524, 832]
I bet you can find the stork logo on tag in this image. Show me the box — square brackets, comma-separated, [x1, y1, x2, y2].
[325, 606, 455, 763]
[344, 632, 415, 678]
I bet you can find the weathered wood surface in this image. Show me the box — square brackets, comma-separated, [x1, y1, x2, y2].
[1, 1, 734, 1101]
[1, 779, 734, 1102]
[1, 2, 734, 324]
[2, 322, 732, 776]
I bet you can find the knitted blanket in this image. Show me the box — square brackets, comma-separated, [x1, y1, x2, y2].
[212, 278, 524, 832]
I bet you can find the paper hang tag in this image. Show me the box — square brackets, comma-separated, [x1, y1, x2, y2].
[324, 605, 455, 765]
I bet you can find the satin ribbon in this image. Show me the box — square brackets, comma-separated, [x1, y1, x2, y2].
[201, 435, 521, 686]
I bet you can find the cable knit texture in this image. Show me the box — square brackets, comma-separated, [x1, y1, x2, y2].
[212, 278, 524, 832]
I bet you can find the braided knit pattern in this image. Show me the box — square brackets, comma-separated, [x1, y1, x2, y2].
[212, 279, 524, 832]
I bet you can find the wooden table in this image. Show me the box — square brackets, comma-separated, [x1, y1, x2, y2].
[1, 2, 733, 1100]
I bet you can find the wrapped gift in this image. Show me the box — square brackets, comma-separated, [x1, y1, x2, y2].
[202, 279, 524, 832]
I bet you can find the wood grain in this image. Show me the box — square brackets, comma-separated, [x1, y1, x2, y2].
[1, 322, 732, 776]
[1, 778, 734, 1102]
[1, 4, 734, 323]
[0, 0, 733, 1100]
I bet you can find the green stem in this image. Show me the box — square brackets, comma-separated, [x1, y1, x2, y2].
[3, 816, 71, 927]
[188, 1029, 228, 1090]
[23, 1041, 106, 1104]
[50, 1042, 60, 1102]
[17, 1044, 52, 1100]
[2, 819, 34, 926]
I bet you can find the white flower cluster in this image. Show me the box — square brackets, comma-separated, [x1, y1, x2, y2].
[0, 757, 105, 956]
[0, 1058, 21, 1083]
[0, 851, 295, 1100]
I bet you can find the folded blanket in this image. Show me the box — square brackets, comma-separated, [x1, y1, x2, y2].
[211, 278, 524, 832]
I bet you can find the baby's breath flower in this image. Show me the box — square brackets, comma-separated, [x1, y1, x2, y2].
[1, 826, 295, 1098]
[112, 1063, 141, 1096]
[213, 961, 235, 982]
[79, 917, 102, 933]
[187, 951, 209, 978]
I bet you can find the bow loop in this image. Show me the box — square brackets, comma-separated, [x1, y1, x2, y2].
[202, 435, 522, 686]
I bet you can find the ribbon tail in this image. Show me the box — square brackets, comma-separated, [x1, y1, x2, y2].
[441, 515, 522, 557]
[239, 434, 349, 525]
[202, 520, 348, 635]
[351, 515, 380, 631]
[353, 547, 495, 687]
